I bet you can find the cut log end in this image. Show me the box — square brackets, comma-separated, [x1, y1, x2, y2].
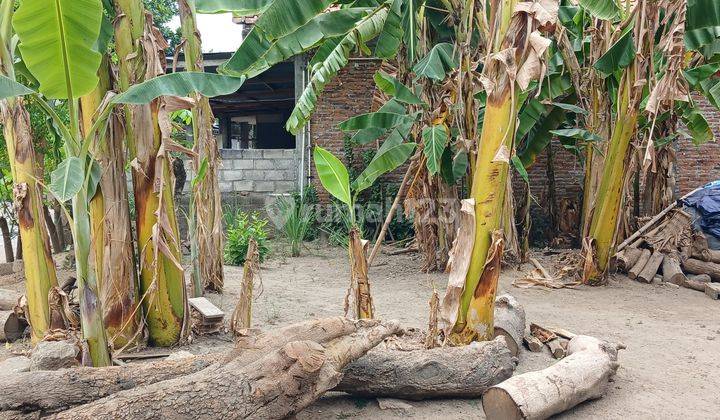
[483, 387, 524, 420]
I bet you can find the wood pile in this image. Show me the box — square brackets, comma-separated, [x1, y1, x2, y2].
[614, 209, 720, 300]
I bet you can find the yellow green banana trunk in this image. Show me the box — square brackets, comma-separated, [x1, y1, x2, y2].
[81, 56, 143, 350]
[114, 0, 186, 346]
[0, 1, 58, 342]
[179, 0, 225, 294]
[0, 100, 58, 342]
[585, 76, 638, 283]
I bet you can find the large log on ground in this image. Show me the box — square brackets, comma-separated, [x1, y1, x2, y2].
[0, 289, 21, 310]
[335, 336, 515, 399]
[683, 274, 710, 292]
[682, 258, 720, 281]
[0, 317, 376, 413]
[615, 247, 643, 272]
[493, 293, 526, 356]
[49, 321, 401, 420]
[482, 335, 621, 420]
[662, 256, 686, 285]
[0, 311, 26, 342]
[628, 249, 651, 279]
[636, 251, 664, 283]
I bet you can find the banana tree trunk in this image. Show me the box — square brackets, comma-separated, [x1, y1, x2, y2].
[347, 228, 373, 319]
[178, 0, 225, 293]
[114, 0, 186, 346]
[0, 216, 13, 263]
[451, 0, 554, 343]
[81, 56, 143, 351]
[584, 76, 638, 283]
[0, 100, 58, 342]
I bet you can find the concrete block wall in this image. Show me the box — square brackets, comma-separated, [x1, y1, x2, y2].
[185, 148, 299, 195]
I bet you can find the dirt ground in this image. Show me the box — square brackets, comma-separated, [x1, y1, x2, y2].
[2, 242, 720, 419]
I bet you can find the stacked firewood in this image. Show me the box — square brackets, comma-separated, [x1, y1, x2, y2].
[615, 209, 720, 300]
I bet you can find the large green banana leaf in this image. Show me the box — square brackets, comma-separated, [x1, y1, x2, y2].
[338, 111, 415, 131]
[13, 0, 103, 99]
[413, 43, 458, 81]
[577, 0, 620, 20]
[113, 72, 246, 104]
[422, 124, 448, 176]
[221, 9, 371, 77]
[255, 0, 334, 41]
[594, 30, 635, 77]
[353, 141, 416, 193]
[0, 74, 36, 100]
[685, 0, 720, 51]
[517, 106, 568, 168]
[286, 7, 389, 135]
[375, 0, 403, 58]
[314, 146, 352, 205]
[402, 0, 421, 63]
[196, 0, 272, 15]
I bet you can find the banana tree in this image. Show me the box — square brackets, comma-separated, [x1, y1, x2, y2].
[7, 0, 113, 365]
[80, 53, 143, 351]
[313, 128, 415, 319]
[0, 0, 59, 343]
[578, 0, 720, 283]
[178, 0, 225, 294]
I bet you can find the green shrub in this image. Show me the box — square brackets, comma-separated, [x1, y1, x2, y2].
[224, 211, 269, 266]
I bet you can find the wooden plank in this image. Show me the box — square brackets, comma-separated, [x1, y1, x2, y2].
[189, 297, 225, 320]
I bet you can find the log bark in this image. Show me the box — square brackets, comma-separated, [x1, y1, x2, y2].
[0, 317, 379, 413]
[691, 248, 720, 264]
[628, 249, 651, 279]
[482, 335, 622, 420]
[683, 274, 710, 292]
[336, 336, 514, 399]
[682, 258, 720, 281]
[0, 310, 26, 342]
[662, 255, 686, 285]
[616, 247, 643, 272]
[49, 321, 400, 420]
[493, 293, 526, 356]
[0, 289, 21, 310]
[636, 251, 664, 283]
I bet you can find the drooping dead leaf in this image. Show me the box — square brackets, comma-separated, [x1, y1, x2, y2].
[439, 199, 476, 338]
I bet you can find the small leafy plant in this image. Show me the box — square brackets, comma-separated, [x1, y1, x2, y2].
[224, 211, 270, 266]
[272, 194, 313, 257]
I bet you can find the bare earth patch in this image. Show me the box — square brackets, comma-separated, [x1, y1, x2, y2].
[2, 243, 719, 419]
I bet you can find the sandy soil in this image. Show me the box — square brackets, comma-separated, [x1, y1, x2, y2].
[2, 242, 720, 419]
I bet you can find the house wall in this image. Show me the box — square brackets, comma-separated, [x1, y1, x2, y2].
[217, 149, 298, 193]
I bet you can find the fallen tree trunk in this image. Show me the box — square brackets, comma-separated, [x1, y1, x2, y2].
[0, 289, 21, 310]
[0, 317, 377, 413]
[493, 293, 525, 356]
[682, 258, 720, 281]
[336, 336, 515, 399]
[50, 321, 400, 420]
[0, 310, 26, 342]
[628, 249, 651, 279]
[482, 335, 622, 420]
[636, 251, 664, 284]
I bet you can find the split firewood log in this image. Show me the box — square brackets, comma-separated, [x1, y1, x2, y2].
[628, 249, 651, 279]
[335, 336, 515, 399]
[0, 289, 21, 311]
[662, 255, 687, 285]
[49, 321, 401, 420]
[682, 258, 720, 281]
[0, 310, 26, 342]
[493, 293, 526, 356]
[0, 317, 384, 413]
[482, 335, 623, 420]
[523, 335, 543, 352]
[636, 251, 664, 284]
[615, 247, 643, 272]
[530, 323, 564, 359]
[684, 274, 711, 292]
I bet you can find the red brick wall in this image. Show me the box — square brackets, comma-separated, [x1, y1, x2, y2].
[675, 96, 720, 194]
[309, 59, 382, 202]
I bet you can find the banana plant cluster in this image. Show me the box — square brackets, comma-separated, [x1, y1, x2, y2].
[0, 0, 244, 364]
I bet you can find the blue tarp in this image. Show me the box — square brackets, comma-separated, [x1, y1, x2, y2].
[681, 181, 720, 240]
